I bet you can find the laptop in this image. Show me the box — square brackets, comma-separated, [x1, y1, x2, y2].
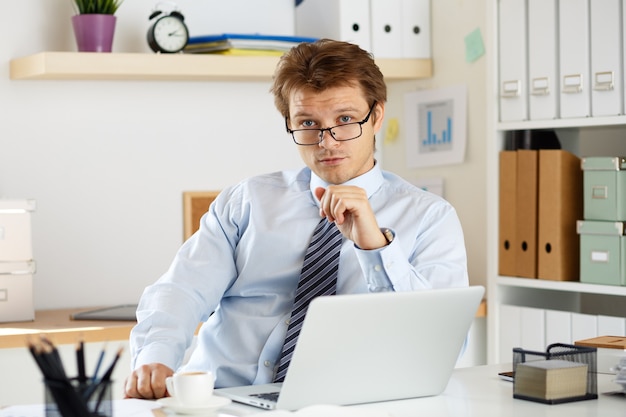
[70, 304, 138, 321]
[215, 285, 485, 410]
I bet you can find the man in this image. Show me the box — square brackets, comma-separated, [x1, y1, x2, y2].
[124, 39, 468, 399]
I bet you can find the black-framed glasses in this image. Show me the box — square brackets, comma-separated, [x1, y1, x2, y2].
[285, 102, 377, 146]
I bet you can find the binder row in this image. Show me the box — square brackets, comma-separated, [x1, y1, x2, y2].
[499, 0, 624, 122]
[498, 149, 583, 280]
[295, 0, 431, 59]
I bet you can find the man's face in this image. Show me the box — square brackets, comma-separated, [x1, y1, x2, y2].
[287, 85, 384, 185]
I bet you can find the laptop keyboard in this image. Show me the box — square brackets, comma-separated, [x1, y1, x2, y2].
[250, 392, 280, 402]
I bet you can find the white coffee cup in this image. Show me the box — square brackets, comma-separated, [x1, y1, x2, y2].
[165, 371, 215, 407]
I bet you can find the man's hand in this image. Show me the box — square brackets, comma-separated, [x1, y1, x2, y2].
[315, 186, 387, 250]
[124, 363, 174, 399]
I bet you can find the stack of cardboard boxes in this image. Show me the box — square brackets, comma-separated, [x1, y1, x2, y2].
[0, 199, 36, 322]
[578, 157, 626, 286]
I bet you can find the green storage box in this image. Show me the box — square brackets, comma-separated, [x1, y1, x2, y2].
[582, 157, 626, 221]
[577, 220, 626, 286]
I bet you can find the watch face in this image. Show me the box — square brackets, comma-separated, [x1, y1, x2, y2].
[151, 15, 189, 53]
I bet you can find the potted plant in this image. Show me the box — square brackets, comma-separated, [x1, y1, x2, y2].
[71, 0, 124, 52]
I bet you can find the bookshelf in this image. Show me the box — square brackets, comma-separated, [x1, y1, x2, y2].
[486, 1, 626, 364]
[9, 52, 433, 82]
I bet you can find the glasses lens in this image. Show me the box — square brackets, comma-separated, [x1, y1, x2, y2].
[291, 123, 363, 145]
[293, 130, 321, 145]
[330, 123, 362, 141]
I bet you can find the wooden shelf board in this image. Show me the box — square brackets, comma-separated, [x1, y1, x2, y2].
[9, 52, 432, 82]
[0, 308, 135, 348]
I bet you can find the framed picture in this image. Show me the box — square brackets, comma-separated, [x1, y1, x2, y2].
[182, 191, 220, 241]
[404, 84, 467, 168]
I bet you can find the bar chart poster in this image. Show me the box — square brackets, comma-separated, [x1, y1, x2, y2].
[404, 85, 467, 168]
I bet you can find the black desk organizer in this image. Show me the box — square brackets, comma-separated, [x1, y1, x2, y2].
[512, 343, 598, 404]
[44, 377, 112, 417]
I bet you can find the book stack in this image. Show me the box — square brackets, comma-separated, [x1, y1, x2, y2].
[514, 359, 588, 402]
[184, 33, 318, 56]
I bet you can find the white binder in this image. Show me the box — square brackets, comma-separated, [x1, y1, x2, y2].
[499, 304, 521, 363]
[590, 0, 623, 117]
[295, 0, 372, 52]
[559, 0, 591, 118]
[528, 0, 559, 120]
[370, 0, 403, 58]
[401, 0, 431, 58]
[571, 312, 598, 343]
[545, 309, 573, 346]
[597, 315, 626, 336]
[498, 0, 528, 122]
[521, 307, 546, 352]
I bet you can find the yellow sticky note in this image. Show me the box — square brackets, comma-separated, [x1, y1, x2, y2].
[384, 118, 399, 144]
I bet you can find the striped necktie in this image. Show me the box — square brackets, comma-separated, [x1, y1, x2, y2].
[273, 218, 342, 382]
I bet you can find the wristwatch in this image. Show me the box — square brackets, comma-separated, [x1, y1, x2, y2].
[381, 228, 394, 245]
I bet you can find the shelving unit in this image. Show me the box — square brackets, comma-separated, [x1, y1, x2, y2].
[486, 1, 626, 364]
[8, 52, 433, 82]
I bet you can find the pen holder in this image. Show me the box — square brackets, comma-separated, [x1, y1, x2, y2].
[44, 378, 113, 417]
[512, 343, 597, 404]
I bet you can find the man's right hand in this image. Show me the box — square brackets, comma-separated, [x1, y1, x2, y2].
[124, 363, 174, 399]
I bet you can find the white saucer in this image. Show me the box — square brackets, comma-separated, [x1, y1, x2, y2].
[157, 396, 232, 415]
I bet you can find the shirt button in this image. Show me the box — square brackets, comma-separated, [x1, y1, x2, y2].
[285, 319, 291, 325]
[374, 265, 382, 272]
[264, 360, 271, 367]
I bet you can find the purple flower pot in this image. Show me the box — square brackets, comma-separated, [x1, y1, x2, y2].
[71, 14, 117, 53]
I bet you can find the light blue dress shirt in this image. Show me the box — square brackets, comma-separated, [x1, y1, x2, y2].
[130, 163, 468, 388]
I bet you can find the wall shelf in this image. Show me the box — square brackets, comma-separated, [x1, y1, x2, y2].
[9, 52, 433, 82]
[496, 276, 626, 297]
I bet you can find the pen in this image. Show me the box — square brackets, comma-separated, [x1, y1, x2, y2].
[76, 340, 86, 383]
[91, 342, 107, 383]
[94, 346, 124, 413]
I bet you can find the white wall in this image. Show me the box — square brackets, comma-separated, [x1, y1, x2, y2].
[1, 0, 487, 310]
[1, 1, 302, 309]
[381, 0, 488, 290]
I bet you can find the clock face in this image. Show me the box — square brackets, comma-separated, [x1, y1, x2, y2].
[151, 15, 189, 53]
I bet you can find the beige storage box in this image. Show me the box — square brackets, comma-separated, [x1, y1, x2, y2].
[0, 199, 36, 261]
[582, 157, 626, 221]
[0, 260, 35, 323]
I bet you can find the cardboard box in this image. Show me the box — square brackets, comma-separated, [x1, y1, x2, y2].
[0, 261, 35, 323]
[0, 199, 36, 262]
[575, 336, 626, 374]
[577, 220, 626, 286]
[582, 156, 626, 221]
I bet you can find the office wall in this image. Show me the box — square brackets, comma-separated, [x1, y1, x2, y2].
[0, 0, 487, 310]
[383, 0, 488, 289]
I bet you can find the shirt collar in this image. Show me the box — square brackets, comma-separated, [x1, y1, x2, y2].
[309, 161, 384, 207]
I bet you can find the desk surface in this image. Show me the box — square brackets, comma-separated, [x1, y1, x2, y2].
[216, 364, 625, 417]
[0, 308, 135, 348]
[2, 365, 623, 416]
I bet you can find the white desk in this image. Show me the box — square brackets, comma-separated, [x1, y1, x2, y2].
[1, 365, 623, 416]
[218, 364, 625, 417]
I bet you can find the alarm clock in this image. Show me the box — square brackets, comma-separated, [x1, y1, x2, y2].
[147, 5, 189, 53]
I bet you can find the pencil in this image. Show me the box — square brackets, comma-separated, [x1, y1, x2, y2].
[76, 340, 86, 383]
[91, 342, 107, 383]
[94, 346, 124, 413]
